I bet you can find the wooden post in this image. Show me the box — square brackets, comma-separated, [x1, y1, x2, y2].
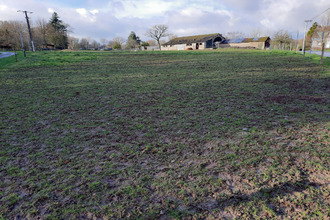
[296, 31, 299, 53]
[320, 32, 325, 65]
[309, 38, 312, 58]
[14, 50, 17, 62]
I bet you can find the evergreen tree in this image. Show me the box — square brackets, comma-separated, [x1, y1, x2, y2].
[48, 12, 68, 49]
[126, 31, 141, 49]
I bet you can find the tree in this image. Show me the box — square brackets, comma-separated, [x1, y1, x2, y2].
[249, 28, 262, 38]
[112, 37, 125, 49]
[147, 39, 157, 46]
[168, 34, 178, 40]
[100, 38, 108, 48]
[126, 31, 141, 49]
[307, 22, 318, 37]
[0, 21, 27, 50]
[145, 25, 169, 50]
[48, 12, 69, 49]
[68, 36, 79, 50]
[321, 11, 330, 27]
[141, 42, 149, 46]
[33, 18, 48, 49]
[79, 38, 89, 49]
[225, 31, 244, 40]
[272, 30, 292, 50]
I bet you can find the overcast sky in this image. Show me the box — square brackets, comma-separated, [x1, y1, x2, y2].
[0, 0, 329, 42]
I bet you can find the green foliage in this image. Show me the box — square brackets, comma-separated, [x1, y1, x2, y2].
[307, 22, 318, 37]
[113, 42, 121, 49]
[126, 31, 141, 49]
[141, 41, 150, 46]
[48, 12, 68, 49]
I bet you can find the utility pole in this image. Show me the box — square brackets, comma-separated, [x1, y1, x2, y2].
[18, 26, 26, 57]
[18, 10, 35, 52]
[302, 20, 312, 56]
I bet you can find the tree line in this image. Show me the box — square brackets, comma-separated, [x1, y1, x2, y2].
[1, 11, 329, 52]
[0, 12, 68, 51]
[0, 11, 170, 51]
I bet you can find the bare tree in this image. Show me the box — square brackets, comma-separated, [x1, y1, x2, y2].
[34, 18, 48, 45]
[225, 31, 245, 40]
[249, 28, 263, 38]
[100, 38, 107, 48]
[147, 39, 157, 46]
[145, 24, 169, 50]
[321, 11, 330, 27]
[112, 36, 125, 49]
[79, 38, 89, 49]
[68, 36, 79, 50]
[168, 34, 178, 40]
[272, 29, 292, 50]
[0, 20, 26, 50]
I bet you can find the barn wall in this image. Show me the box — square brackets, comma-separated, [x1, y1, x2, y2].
[228, 42, 266, 49]
[161, 42, 206, 51]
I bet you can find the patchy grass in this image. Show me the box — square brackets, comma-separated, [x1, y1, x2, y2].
[0, 49, 329, 219]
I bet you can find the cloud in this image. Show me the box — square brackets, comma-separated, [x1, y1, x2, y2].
[76, 8, 98, 22]
[0, 0, 329, 41]
[0, 4, 8, 11]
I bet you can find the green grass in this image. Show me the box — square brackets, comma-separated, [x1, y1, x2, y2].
[0, 49, 329, 219]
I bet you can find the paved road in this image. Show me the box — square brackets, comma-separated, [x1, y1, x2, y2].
[0, 52, 15, 59]
[310, 51, 330, 57]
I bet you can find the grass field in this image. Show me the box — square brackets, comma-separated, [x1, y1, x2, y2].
[0, 49, 329, 219]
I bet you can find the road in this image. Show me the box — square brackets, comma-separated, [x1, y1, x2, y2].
[0, 52, 15, 59]
[310, 51, 330, 57]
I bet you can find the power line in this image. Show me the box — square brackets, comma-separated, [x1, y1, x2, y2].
[310, 7, 330, 21]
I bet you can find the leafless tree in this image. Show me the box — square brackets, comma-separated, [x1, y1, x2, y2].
[79, 38, 89, 49]
[272, 29, 293, 50]
[100, 38, 108, 47]
[147, 39, 157, 46]
[34, 18, 48, 44]
[225, 31, 244, 40]
[145, 24, 170, 50]
[321, 11, 330, 27]
[249, 28, 263, 38]
[112, 36, 126, 49]
[0, 20, 26, 50]
[168, 34, 178, 40]
[68, 36, 79, 50]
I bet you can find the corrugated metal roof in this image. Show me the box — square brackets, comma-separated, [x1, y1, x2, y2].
[163, 33, 224, 45]
[228, 37, 270, 43]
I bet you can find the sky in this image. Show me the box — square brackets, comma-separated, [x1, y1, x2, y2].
[0, 0, 329, 42]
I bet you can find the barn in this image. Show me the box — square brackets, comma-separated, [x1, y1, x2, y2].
[224, 37, 271, 49]
[161, 33, 225, 51]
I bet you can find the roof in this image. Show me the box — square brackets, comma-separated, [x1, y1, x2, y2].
[163, 33, 224, 45]
[228, 37, 270, 43]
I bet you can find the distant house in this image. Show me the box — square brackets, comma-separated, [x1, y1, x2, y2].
[161, 33, 225, 51]
[224, 37, 271, 50]
[311, 26, 330, 49]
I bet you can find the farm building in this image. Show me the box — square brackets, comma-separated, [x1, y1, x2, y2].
[223, 37, 271, 49]
[161, 33, 225, 51]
